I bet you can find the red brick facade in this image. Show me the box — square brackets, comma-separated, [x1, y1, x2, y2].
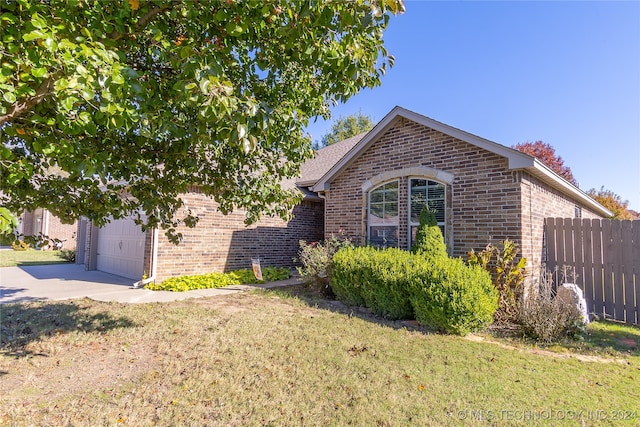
[19, 209, 77, 250]
[148, 189, 324, 283]
[322, 116, 605, 273]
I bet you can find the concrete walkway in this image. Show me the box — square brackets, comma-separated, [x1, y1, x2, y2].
[0, 264, 301, 304]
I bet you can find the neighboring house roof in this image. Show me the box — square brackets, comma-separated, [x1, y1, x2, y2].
[308, 106, 612, 217]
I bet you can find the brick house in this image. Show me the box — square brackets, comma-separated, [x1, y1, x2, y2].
[18, 209, 77, 249]
[79, 106, 610, 283]
[310, 106, 610, 273]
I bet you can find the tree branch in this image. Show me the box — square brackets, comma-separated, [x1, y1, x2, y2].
[0, 77, 55, 126]
[110, 4, 172, 41]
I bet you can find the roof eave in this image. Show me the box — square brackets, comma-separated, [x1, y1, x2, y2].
[526, 159, 613, 217]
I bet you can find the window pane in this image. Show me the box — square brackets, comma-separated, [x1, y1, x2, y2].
[409, 178, 447, 248]
[385, 189, 398, 202]
[370, 191, 383, 204]
[370, 203, 384, 219]
[428, 182, 445, 200]
[369, 226, 398, 248]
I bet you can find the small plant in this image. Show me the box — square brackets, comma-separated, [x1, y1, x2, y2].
[519, 269, 585, 343]
[57, 249, 76, 263]
[11, 240, 30, 251]
[467, 239, 527, 324]
[411, 206, 447, 261]
[297, 232, 353, 297]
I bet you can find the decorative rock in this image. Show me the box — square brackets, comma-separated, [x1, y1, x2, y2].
[557, 284, 590, 324]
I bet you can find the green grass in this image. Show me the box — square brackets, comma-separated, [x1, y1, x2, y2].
[0, 249, 69, 267]
[0, 287, 638, 426]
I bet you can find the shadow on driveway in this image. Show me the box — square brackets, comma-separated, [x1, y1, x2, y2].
[1, 264, 135, 304]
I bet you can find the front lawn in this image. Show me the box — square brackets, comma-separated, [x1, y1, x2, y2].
[0, 249, 69, 267]
[1, 286, 638, 426]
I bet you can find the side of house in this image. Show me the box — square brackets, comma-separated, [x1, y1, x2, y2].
[19, 209, 77, 249]
[78, 188, 323, 282]
[77, 106, 610, 283]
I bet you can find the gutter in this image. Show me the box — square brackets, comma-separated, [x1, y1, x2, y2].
[132, 227, 159, 288]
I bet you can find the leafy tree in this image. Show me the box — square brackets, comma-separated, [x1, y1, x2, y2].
[513, 141, 577, 185]
[587, 187, 634, 220]
[319, 111, 374, 147]
[0, 0, 404, 241]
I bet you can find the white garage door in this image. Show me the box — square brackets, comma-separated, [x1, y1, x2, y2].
[97, 217, 146, 280]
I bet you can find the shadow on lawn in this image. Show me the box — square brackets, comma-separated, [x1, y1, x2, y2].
[570, 320, 640, 358]
[263, 283, 435, 334]
[0, 301, 136, 357]
[264, 284, 640, 358]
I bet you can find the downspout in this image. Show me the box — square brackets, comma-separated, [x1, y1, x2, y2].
[133, 227, 159, 288]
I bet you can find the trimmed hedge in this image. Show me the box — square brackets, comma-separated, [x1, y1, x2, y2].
[410, 257, 498, 335]
[332, 247, 498, 334]
[332, 247, 419, 319]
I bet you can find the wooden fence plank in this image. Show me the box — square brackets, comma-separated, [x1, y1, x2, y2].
[633, 221, 640, 325]
[601, 220, 614, 318]
[611, 220, 624, 321]
[545, 218, 557, 281]
[562, 218, 575, 283]
[573, 217, 585, 293]
[556, 218, 567, 286]
[592, 219, 605, 318]
[621, 221, 635, 324]
[581, 219, 595, 314]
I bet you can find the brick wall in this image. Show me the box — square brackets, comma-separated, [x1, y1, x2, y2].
[46, 214, 78, 249]
[520, 173, 603, 273]
[324, 117, 523, 258]
[151, 189, 324, 283]
[20, 209, 77, 249]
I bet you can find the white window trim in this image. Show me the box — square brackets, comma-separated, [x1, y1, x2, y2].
[367, 180, 399, 247]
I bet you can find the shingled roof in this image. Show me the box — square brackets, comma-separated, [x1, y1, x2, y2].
[296, 132, 366, 187]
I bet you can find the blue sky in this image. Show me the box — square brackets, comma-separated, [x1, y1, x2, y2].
[305, 1, 640, 210]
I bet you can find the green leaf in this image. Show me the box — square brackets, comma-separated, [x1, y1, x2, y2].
[2, 91, 16, 103]
[23, 30, 45, 42]
[31, 13, 47, 30]
[31, 67, 48, 78]
[0, 13, 17, 24]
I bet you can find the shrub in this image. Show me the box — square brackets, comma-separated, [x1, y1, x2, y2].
[11, 240, 30, 251]
[147, 267, 290, 292]
[467, 239, 527, 324]
[297, 233, 353, 297]
[411, 206, 447, 261]
[519, 271, 585, 343]
[358, 247, 416, 320]
[331, 246, 416, 319]
[410, 257, 498, 335]
[331, 246, 427, 319]
[57, 249, 76, 263]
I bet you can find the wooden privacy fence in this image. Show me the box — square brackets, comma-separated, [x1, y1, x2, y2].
[544, 218, 639, 325]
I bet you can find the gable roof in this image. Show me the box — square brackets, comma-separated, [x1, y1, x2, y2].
[308, 106, 611, 217]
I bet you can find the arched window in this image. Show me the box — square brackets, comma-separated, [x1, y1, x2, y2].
[368, 181, 399, 247]
[409, 178, 446, 248]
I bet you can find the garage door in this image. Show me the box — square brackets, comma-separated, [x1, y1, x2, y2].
[96, 217, 146, 280]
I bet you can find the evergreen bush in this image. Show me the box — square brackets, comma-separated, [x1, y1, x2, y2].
[410, 257, 498, 335]
[411, 206, 447, 261]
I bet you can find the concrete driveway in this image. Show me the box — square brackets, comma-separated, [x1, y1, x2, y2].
[0, 264, 298, 304]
